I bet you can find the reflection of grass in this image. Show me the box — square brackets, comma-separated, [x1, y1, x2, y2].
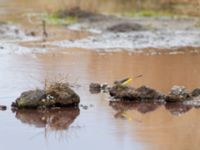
[122, 10, 175, 17]
[45, 15, 78, 25]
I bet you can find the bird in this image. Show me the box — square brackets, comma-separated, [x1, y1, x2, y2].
[114, 74, 143, 86]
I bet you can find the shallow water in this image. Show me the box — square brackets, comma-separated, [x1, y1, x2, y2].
[1, 51, 200, 150]
[1, 1, 200, 150]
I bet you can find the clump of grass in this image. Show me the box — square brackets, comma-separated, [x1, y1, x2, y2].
[43, 74, 70, 91]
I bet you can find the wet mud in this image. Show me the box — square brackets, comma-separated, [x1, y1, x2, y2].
[49, 8, 200, 51]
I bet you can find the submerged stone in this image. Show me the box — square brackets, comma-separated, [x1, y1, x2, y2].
[166, 86, 191, 102]
[12, 83, 80, 109]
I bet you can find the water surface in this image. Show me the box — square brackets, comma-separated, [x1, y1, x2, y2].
[1, 50, 200, 150]
[1, 1, 200, 150]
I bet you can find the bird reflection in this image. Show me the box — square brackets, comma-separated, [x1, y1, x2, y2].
[13, 108, 80, 131]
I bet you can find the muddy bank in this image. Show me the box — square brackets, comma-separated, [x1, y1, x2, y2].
[0, 22, 42, 54]
[51, 29, 200, 50]
[1, 7, 200, 54]
[12, 82, 80, 109]
[1, 8, 200, 54]
[62, 8, 198, 31]
[48, 8, 200, 51]
[57, 7, 114, 23]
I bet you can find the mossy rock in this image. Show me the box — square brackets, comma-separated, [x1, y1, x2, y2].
[12, 83, 80, 109]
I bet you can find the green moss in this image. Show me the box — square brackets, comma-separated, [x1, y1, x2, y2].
[44, 13, 78, 25]
[122, 10, 175, 17]
[17, 98, 26, 107]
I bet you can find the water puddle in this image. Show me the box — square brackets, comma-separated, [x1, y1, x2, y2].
[1, 1, 200, 150]
[1, 50, 200, 150]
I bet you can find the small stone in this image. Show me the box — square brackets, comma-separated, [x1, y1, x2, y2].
[82, 105, 88, 110]
[89, 83, 101, 94]
[89, 104, 94, 107]
[30, 31, 36, 36]
[41, 99, 46, 102]
[191, 88, 200, 97]
[0, 105, 7, 111]
[101, 83, 108, 89]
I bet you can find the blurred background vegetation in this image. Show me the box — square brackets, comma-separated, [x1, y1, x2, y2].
[11, 0, 200, 16]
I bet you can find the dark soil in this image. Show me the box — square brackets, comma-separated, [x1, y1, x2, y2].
[57, 7, 111, 22]
[106, 23, 145, 32]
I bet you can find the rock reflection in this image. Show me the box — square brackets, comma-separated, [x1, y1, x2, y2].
[13, 108, 80, 131]
[110, 101, 162, 113]
[110, 101, 162, 120]
[110, 101, 194, 117]
[165, 103, 192, 116]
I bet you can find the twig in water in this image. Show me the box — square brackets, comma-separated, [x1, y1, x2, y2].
[42, 20, 48, 41]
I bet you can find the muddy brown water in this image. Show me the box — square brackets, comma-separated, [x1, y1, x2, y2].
[1, 1, 200, 150]
[1, 50, 200, 150]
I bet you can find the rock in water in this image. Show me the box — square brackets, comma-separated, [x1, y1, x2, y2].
[46, 83, 80, 107]
[135, 86, 165, 100]
[89, 83, 101, 94]
[109, 85, 165, 101]
[166, 86, 191, 102]
[12, 83, 80, 109]
[109, 86, 135, 100]
[0, 105, 7, 110]
[12, 89, 46, 108]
